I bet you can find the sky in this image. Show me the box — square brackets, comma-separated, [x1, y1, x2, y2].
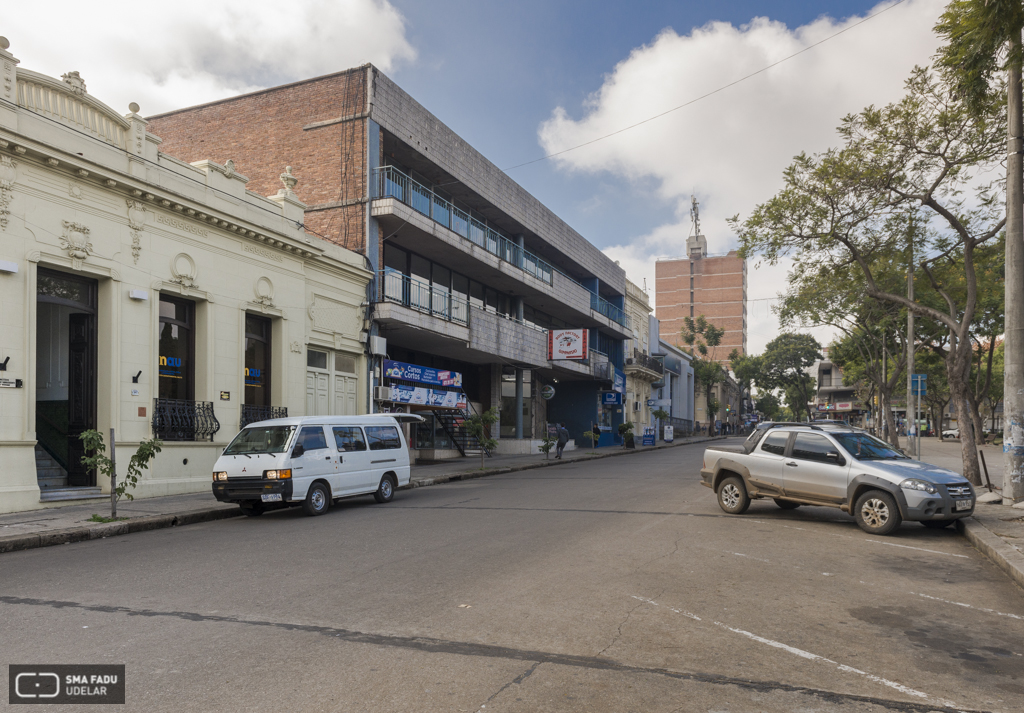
[3, 0, 948, 355]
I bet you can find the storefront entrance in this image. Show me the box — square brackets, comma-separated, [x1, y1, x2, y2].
[305, 348, 359, 416]
[35, 268, 98, 489]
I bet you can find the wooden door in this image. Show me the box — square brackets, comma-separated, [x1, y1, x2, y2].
[306, 370, 330, 416]
[66, 313, 96, 486]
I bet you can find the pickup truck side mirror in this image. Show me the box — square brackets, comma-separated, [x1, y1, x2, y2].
[292, 443, 305, 458]
[826, 451, 845, 465]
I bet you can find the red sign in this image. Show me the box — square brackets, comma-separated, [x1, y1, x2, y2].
[548, 329, 589, 360]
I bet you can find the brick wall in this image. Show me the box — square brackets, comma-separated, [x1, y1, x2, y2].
[146, 67, 370, 253]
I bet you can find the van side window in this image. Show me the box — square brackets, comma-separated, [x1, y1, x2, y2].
[333, 427, 367, 452]
[365, 426, 401, 450]
[761, 432, 788, 456]
[296, 426, 328, 451]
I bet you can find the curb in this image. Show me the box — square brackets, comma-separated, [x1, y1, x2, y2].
[0, 506, 240, 555]
[0, 436, 729, 556]
[957, 516, 1024, 590]
[405, 436, 727, 489]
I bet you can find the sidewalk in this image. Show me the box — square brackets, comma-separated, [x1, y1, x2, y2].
[0, 434, 724, 555]
[917, 437, 1024, 589]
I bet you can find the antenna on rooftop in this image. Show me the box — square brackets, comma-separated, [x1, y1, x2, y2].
[690, 195, 701, 238]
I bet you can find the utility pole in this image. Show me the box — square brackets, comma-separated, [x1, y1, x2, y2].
[907, 227, 915, 458]
[882, 341, 888, 444]
[1005, 40, 1024, 504]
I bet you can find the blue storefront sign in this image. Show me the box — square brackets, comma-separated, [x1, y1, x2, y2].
[383, 359, 462, 388]
[613, 368, 625, 394]
[602, 391, 623, 406]
[642, 427, 656, 446]
[390, 383, 467, 409]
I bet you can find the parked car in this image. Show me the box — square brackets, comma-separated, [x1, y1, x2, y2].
[212, 414, 422, 517]
[702, 424, 974, 535]
[942, 428, 960, 439]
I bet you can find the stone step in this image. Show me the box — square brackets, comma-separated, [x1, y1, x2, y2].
[39, 487, 105, 502]
[38, 476, 68, 489]
[36, 466, 66, 479]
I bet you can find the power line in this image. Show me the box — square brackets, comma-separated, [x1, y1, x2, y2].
[502, 0, 909, 172]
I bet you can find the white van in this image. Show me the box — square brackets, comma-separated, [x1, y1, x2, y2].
[211, 414, 422, 517]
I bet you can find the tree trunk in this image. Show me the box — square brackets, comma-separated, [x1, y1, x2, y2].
[950, 355, 982, 486]
[882, 391, 901, 450]
[1005, 39, 1024, 502]
[967, 389, 987, 446]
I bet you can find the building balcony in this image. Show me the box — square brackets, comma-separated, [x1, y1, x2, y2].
[153, 399, 221, 442]
[624, 349, 664, 381]
[240, 405, 288, 429]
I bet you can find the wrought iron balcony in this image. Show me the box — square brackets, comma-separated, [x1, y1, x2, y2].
[240, 405, 288, 430]
[625, 348, 664, 376]
[153, 398, 221, 442]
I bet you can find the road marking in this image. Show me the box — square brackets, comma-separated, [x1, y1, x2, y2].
[864, 539, 969, 558]
[913, 592, 1024, 621]
[633, 595, 957, 708]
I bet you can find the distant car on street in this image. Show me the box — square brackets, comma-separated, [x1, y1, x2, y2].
[942, 428, 960, 439]
[702, 423, 974, 535]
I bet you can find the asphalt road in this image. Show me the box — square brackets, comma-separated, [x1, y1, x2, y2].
[2, 439, 1023, 712]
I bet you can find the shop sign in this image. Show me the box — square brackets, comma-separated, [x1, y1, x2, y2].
[613, 368, 625, 394]
[664, 425, 674, 443]
[642, 427, 656, 447]
[383, 359, 462, 387]
[601, 391, 623, 406]
[540, 384, 556, 400]
[547, 329, 589, 360]
[390, 383, 467, 409]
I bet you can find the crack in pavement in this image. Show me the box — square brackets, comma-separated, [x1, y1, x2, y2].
[481, 661, 541, 707]
[0, 594, 987, 712]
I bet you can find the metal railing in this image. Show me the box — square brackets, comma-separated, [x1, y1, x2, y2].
[240, 405, 288, 429]
[379, 269, 469, 325]
[590, 292, 627, 328]
[629, 348, 665, 375]
[375, 166, 553, 285]
[153, 399, 221, 442]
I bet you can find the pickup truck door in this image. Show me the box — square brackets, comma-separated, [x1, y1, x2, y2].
[746, 431, 789, 495]
[783, 433, 850, 503]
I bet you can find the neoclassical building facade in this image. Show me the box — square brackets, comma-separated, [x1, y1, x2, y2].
[0, 37, 371, 513]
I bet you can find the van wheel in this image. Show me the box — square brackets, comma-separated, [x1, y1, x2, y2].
[773, 499, 800, 510]
[373, 475, 395, 504]
[854, 490, 902, 535]
[717, 476, 750, 515]
[239, 504, 264, 517]
[303, 482, 330, 517]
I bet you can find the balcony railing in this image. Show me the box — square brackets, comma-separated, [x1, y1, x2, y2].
[240, 405, 288, 430]
[590, 292, 628, 328]
[379, 269, 469, 325]
[375, 165, 553, 285]
[153, 398, 221, 442]
[629, 348, 665, 375]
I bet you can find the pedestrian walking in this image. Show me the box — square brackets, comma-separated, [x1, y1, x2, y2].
[556, 422, 569, 459]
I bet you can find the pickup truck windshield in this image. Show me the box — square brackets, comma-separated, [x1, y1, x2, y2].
[224, 425, 296, 455]
[832, 432, 906, 461]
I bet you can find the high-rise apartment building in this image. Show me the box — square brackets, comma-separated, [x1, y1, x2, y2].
[655, 233, 747, 367]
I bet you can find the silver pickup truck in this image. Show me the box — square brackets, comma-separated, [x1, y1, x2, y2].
[701, 423, 975, 535]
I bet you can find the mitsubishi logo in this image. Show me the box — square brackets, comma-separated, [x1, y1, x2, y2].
[241, 467, 247, 472]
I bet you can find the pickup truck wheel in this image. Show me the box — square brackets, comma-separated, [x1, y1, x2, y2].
[773, 499, 800, 510]
[717, 476, 750, 514]
[373, 475, 395, 504]
[854, 490, 902, 535]
[303, 482, 330, 517]
[921, 520, 953, 529]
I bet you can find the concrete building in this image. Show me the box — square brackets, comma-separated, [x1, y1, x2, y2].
[146, 64, 632, 457]
[655, 233, 747, 368]
[0, 38, 371, 513]
[623, 279, 663, 433]
[651, 338, 695, 435]
[813, 356, 866, 424]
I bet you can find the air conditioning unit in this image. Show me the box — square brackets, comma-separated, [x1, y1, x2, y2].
[370, 335, 387, 356]
[625, 358, 636, 366]
[374, 386, 393, 401]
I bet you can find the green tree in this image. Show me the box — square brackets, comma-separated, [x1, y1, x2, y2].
[734, 68, 1003, 484]
[733, 334, 822, 423]
[463, 408, 499, 470]
[681, 315, 727, 435]
[754, 392, 781, 421]
[79, 430, 162, 518]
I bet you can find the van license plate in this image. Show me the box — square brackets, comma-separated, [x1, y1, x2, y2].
[261, 494, 282, 503]
[954, 499, 972, 511]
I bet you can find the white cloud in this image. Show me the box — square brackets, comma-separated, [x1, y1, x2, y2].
[2, 0, 415, 116]
[538, 0, 946, 354]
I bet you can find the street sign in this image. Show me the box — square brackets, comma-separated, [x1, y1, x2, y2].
[911, 373, 927, 396]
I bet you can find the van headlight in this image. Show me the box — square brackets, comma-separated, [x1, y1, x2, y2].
[213, 472, 228, 482]
[264, 469, 292, 480]
[900, 478, 937, 494]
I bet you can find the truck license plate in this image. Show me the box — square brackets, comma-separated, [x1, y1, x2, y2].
[954, 499, 972, 511]
[261, 493, 282, 503]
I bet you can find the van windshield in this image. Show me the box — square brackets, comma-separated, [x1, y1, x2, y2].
[224, 426, 296, 455]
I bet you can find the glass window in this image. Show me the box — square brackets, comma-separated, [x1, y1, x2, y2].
[296, 426, 328, 451]
[469, 281, 484, 310]
[761, 432, 788, 456]
[485, 288, 498, 314]
[365, 426, 402, 450]
[453, 273, 469, 301]
[224, 425, 295, 455]
[158, 294, 194, 401]
[335, 354, 357, 374]
[333, 426, 367, 452]
[833, 432, 906, 461]
[307, 349, 328, 370]
[411, 254, 430, 282]
[384, 244, 408, 273]
[792, 433, 838, 463]
[432, 264, 451, 291]
[245, 314, 272, 407]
